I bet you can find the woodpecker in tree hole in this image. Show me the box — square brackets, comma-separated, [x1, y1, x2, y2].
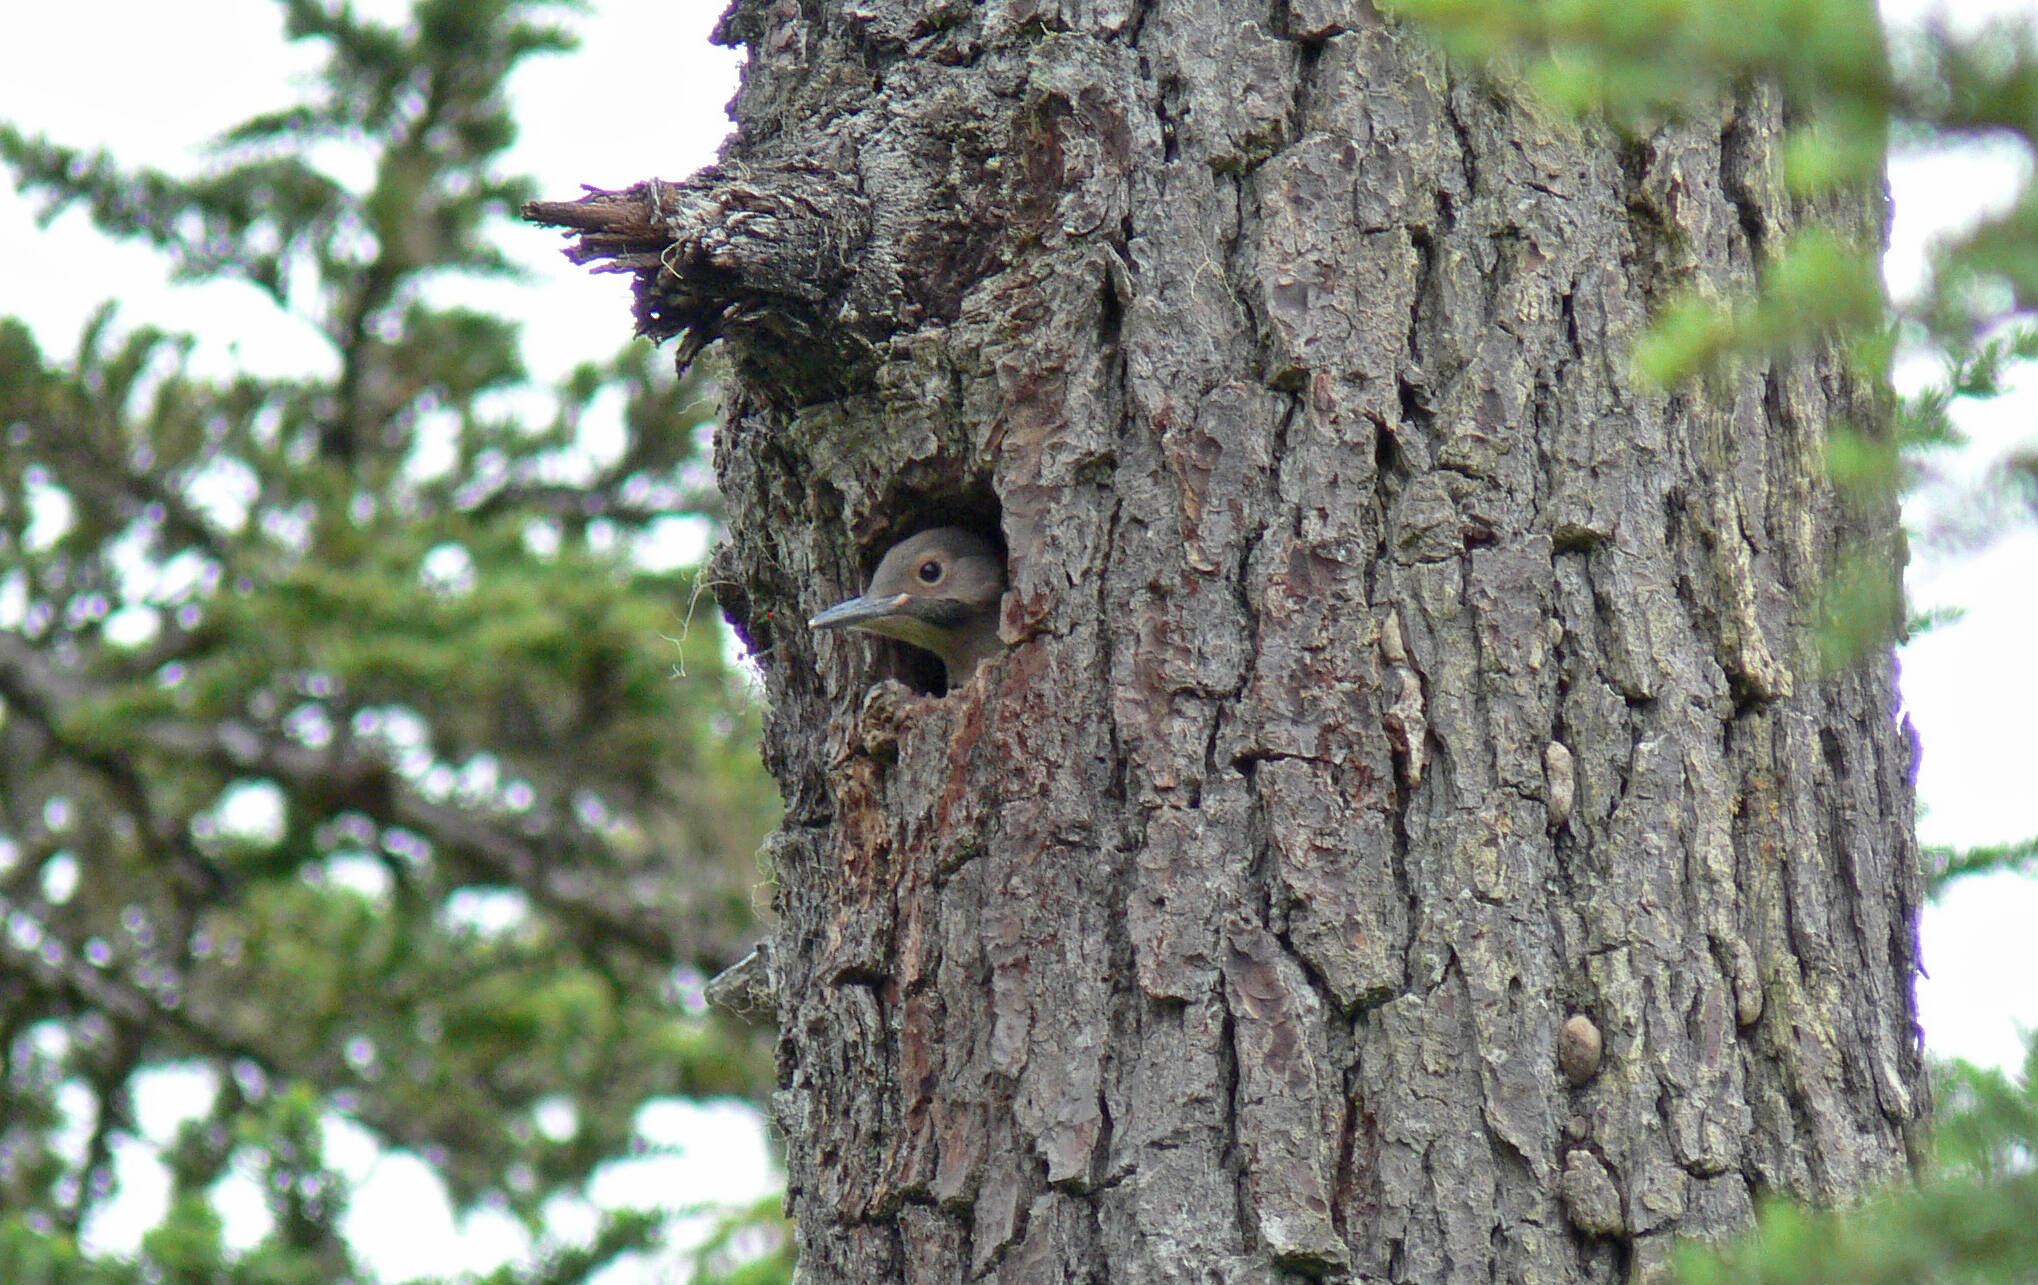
[809, 527, 1007, 688]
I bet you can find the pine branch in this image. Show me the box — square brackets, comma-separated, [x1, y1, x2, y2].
[0, 631, 687, 964]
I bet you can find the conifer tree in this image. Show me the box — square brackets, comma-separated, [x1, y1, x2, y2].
[0, 1, 778, 1279]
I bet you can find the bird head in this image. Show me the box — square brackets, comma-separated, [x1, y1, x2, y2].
[808, 527, 1007, 686]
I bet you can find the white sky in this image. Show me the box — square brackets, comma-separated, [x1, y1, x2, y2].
[2, 0, 2036, 1279]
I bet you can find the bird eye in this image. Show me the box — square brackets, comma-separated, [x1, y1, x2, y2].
[916, 559, 944, 585]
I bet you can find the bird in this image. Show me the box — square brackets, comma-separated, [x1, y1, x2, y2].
[808, 527, 1007, 687]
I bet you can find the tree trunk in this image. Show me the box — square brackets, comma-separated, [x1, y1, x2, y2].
[535, 1, 1925, 1279]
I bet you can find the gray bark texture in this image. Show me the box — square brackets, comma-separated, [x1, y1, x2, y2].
[533, 1, 1926, 1280]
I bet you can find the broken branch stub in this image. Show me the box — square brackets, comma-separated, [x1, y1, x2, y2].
[524, 166, 873, 396]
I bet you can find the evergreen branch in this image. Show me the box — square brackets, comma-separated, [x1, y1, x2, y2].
[0, 633, 235, 899]
[0, 897, 272, 1068]
[65, 1025, 147, 1236]
[0, 893, 606, 1220]
[136, 711, 688, 962]
[0, 630, 691, 963]
[1926, 833, 2038, 896]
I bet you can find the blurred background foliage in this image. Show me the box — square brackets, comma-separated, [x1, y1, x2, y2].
[0, 0, 781, 1280]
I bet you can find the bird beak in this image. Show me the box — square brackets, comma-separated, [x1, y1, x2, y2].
[809, 592, 914, 631]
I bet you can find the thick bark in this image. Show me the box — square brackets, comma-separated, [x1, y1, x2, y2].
[536, 2, 1924, 1280]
